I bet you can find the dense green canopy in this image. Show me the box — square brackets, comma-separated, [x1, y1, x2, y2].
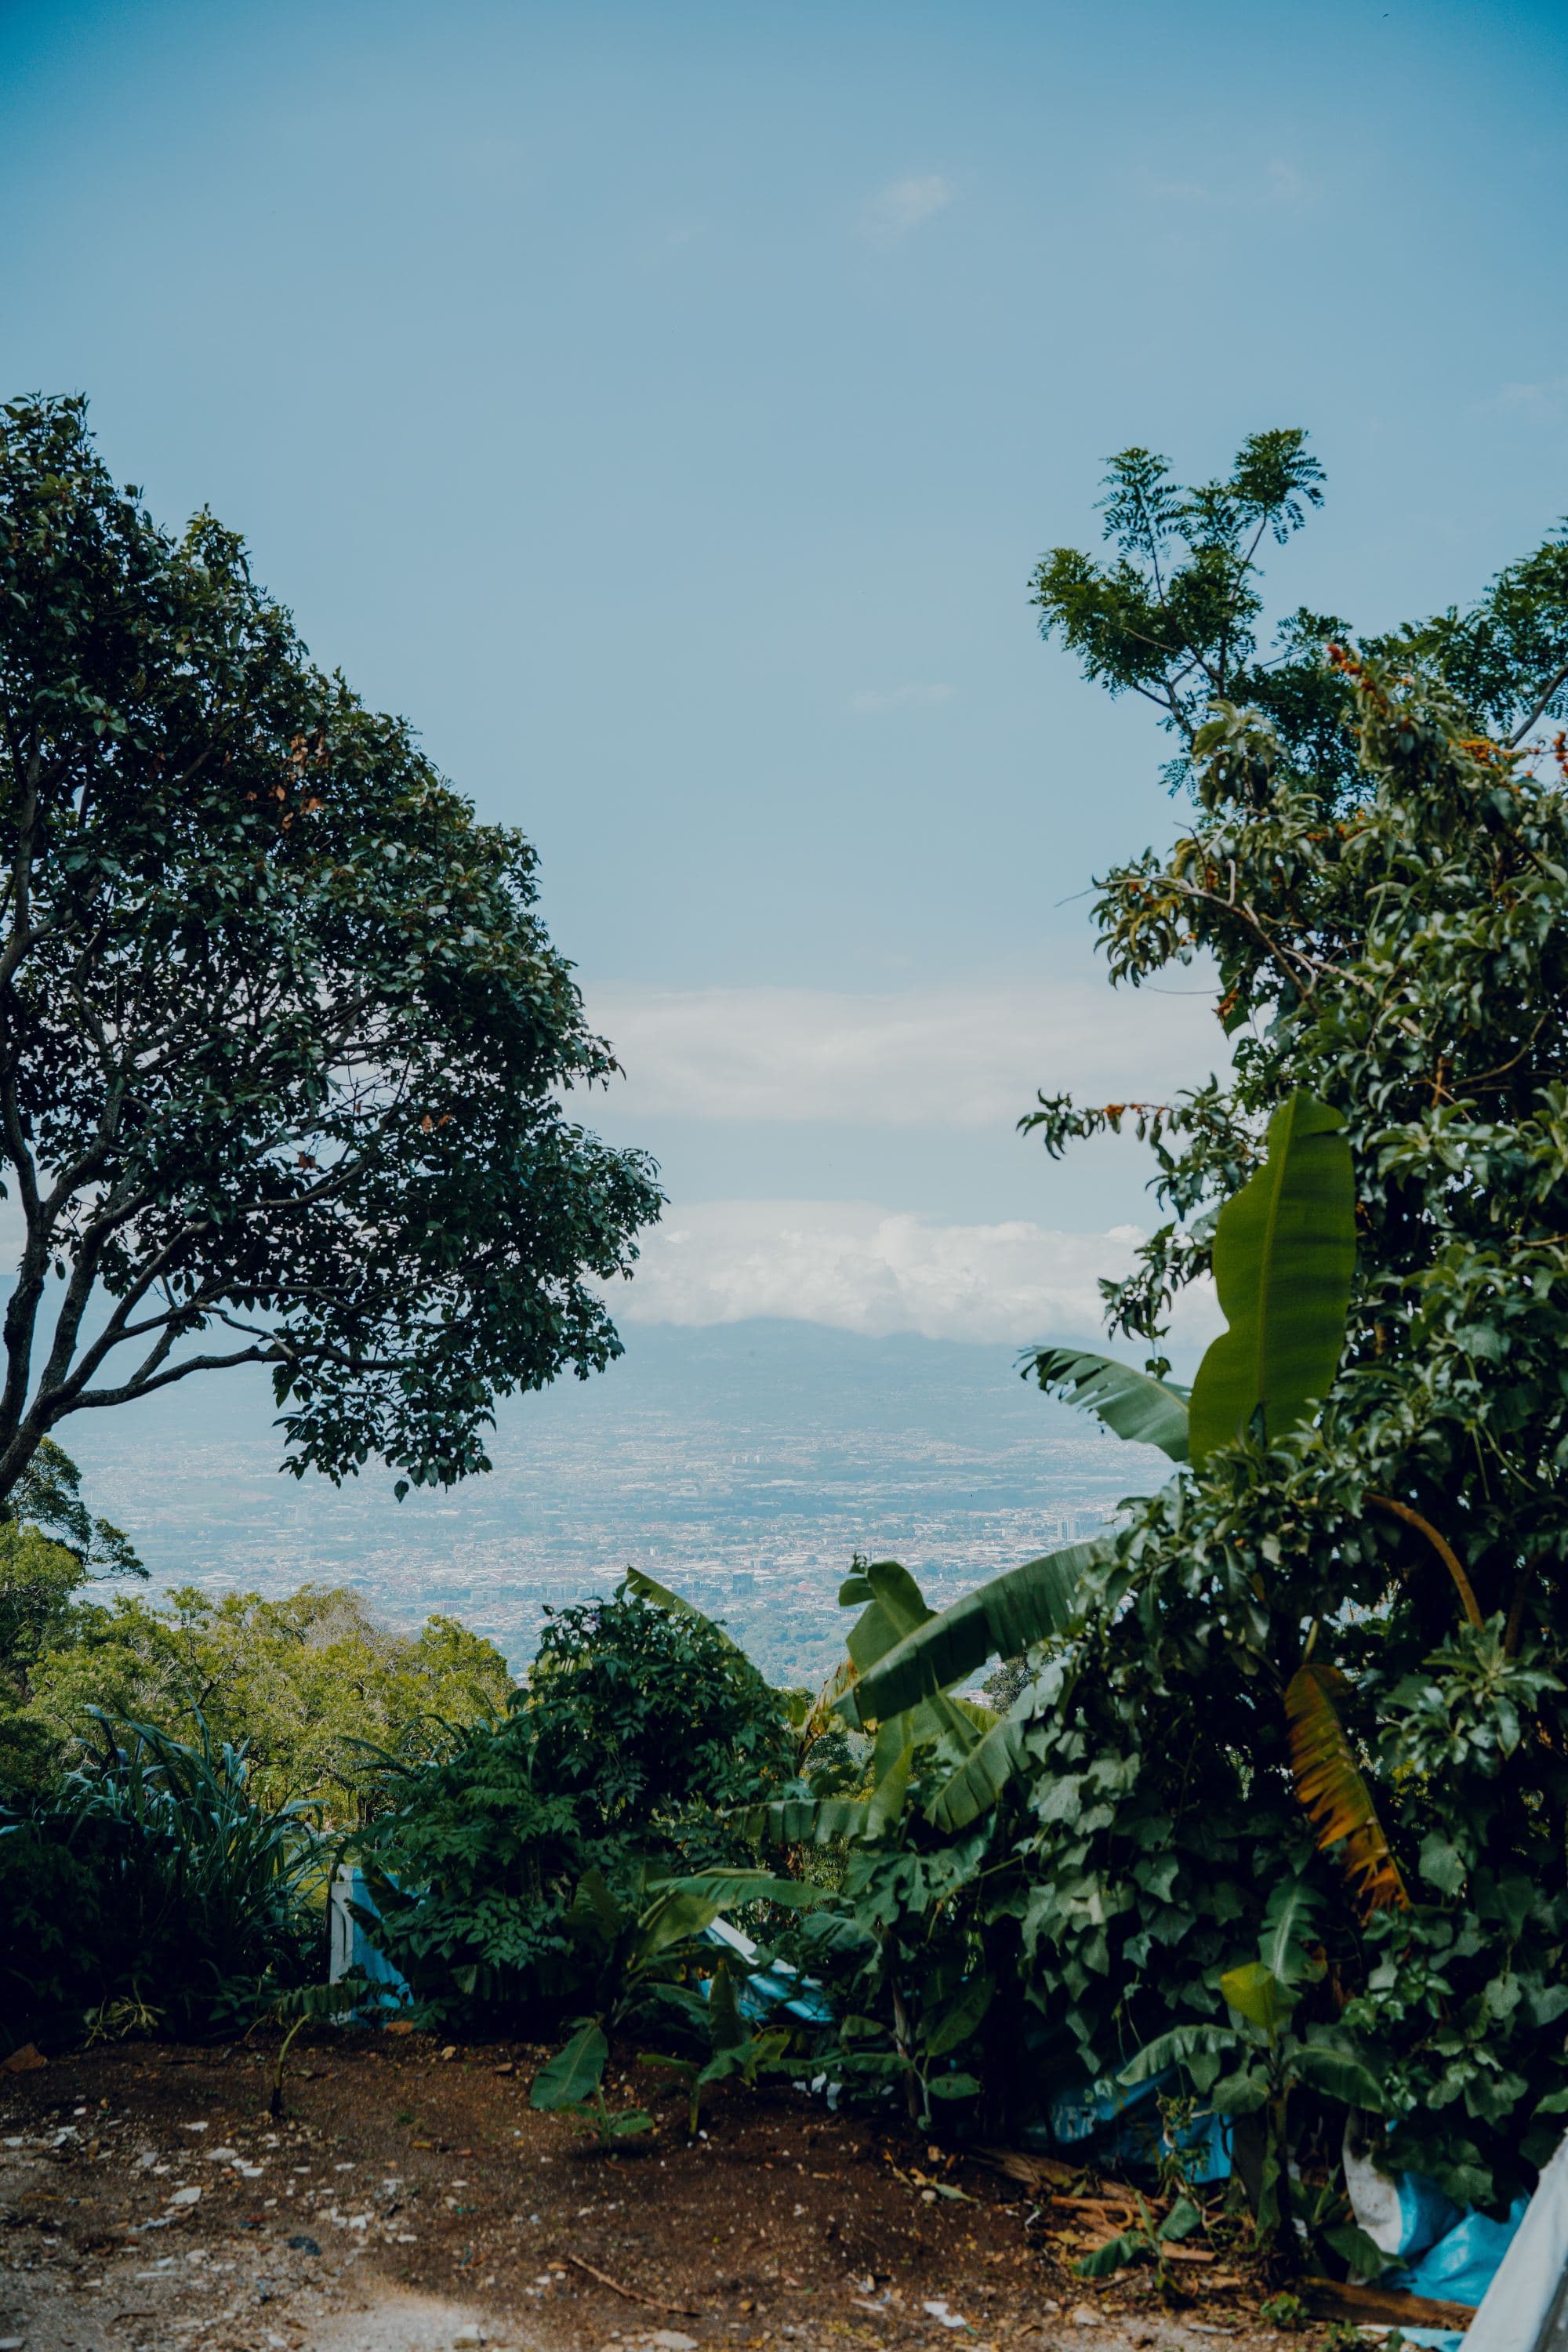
[0, 395, 660, 1501]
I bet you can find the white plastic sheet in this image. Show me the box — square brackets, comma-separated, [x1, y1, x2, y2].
[1463, 2129, 1568, 2352]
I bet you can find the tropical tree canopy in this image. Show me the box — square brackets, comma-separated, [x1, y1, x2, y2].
[799, 440, 1568, 2211]
[0, 394, 661, 1502]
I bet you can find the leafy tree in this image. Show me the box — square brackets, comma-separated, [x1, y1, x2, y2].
[1031, 430, 1568, 794]
[358, 1587, 797, 2027]
[771, 441, 1568, 2218]
[0, 1436, 143, 1784]
[14, 1579, 513, 1812]
[0, 394, 660, 1504]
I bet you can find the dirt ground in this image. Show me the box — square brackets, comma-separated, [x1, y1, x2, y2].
[0, 2034, 1367, 2352]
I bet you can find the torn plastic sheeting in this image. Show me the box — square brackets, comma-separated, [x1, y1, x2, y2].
[1398, 2201, 1527, 2313]
[1461, 2126, 1568, 2352]
[1344, 2119, 1461, 2257]
[1032, 2061, 1232, 2185]
[328, 1866, 412, 2013]
[700, 1915, 833, 2027]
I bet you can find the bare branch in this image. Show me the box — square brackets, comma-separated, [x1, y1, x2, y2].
[1508, 659, 1568, 749]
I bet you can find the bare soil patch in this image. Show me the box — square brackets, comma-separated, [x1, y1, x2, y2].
[0, 2034, 1308, 2352]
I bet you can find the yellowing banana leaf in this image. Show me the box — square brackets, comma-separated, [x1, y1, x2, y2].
[1284, 1662, 1408, 1915]
[1025, 1346, 1191, 1462]
[1187, 1091, 1355, 1463]
[1220, 1959, 1281, 2034]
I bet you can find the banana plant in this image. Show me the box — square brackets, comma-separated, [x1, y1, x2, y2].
[529, 1864, 820, 2145]
[530, 2020, 653, 2147]
[842, 1092, 1424, 1918]
[1121, 1878, 1385, 2261]
[639, 1958, 790, 2135]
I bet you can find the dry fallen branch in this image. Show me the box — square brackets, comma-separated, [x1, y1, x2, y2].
[564, 2252, 699, 2317]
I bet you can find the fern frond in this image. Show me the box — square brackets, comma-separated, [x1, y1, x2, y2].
[1284, 1662, 1409, 1915]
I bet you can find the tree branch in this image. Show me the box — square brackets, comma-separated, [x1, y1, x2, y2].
[1508, 659, 1568, 749]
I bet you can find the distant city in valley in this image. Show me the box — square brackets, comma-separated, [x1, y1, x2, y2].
[67, 1321, 1169, 1690]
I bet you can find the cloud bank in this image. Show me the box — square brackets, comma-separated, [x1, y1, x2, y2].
[593, 977, 1225, 1131]
[621, 1197, 1219, 1349]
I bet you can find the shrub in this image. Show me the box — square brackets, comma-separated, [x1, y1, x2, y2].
[356, 1588, 796, 2029]
[1, 1712, 324, 2051]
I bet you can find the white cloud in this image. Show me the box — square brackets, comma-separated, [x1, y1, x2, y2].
[850, 683, 955, 713]
[622, 1196, 1219, 1349]
[1490, 378, 1568, 423]
[592, 977, 1225, 1130]
[862, 172, 953, 243]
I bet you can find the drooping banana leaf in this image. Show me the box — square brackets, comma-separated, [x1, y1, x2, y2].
[844, 1536, 1110, 1724]
[924, 1713, 1028, 1833]
[841, 1559, 935, 1672]
[622, 1563, 746, 1652]
[1284, 1662, 1408, 1915]
[742, 1729, 918, 1848]
[1024, 1346, 1191, 1461]
[1187, 1091, 1356, 1464]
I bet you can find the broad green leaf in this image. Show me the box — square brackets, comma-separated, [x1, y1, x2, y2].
[927, 2071, 982, 2100]
[845, 1559, 935, 1675]
[1210, 2064, 1269, 2114]
[846, 1538, 1109, 1723]
[925, 1973, 995, 2059]
[924, 1716, 1027, 1833]
[1321, 2223, 1393, 2281]
[1076, 2232, 1145, 2278]
[1025, 1346, 1191, 1462]
[531, 2023, 608, 2110]
[1121, 2024, 1237, 2085]
[622, 1565, 746, 1653]
[1292, 2038, 1387, 2110]
[1158, 2197, 1203, 2242]
[1220, 1960, 1280, 2032]
[1187, 1091, 1355, 1463]
[708, 1960, 745, 2053]
[567, 1866, 626, 1944]
[742, 1795, 879, 1846]
[866, 1741, 914, 1833]
[1258, 1875, 1323, 1989]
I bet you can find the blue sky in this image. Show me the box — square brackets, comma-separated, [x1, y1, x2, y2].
[5, 0, 1567, 1350]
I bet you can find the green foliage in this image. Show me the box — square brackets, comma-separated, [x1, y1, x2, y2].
[641, 1952, 791, 2135]
[0, 394, 660, 1504]
[7, 1577, 513, 1812]
[1023, 1347, 1190, 1461]
[753, 446, 1568, 2205]
[847, 1538, 1109, 1724]
[1007, 438, 1568, 2209]
[0, 1437, 147, 1787]
[530, 2024, 654, 2147]
[1, 1711, 323, 2051]
[1186, 1092, 1355, 1463]
[355, 1589, 798, 2028]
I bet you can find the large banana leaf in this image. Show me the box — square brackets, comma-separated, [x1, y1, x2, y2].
[530, 2022, 608, 2110]
[1284, 1662, 1408, 1915]
[924, 1714, 1027, 1833]
[623, 1563, 747, 1653]
[844, 1536, 1109, 1724]
[841, 1559, 935, 1672]
[1025, 1346, 1190, 1462]
[1187, 1091, 1355, 1463]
